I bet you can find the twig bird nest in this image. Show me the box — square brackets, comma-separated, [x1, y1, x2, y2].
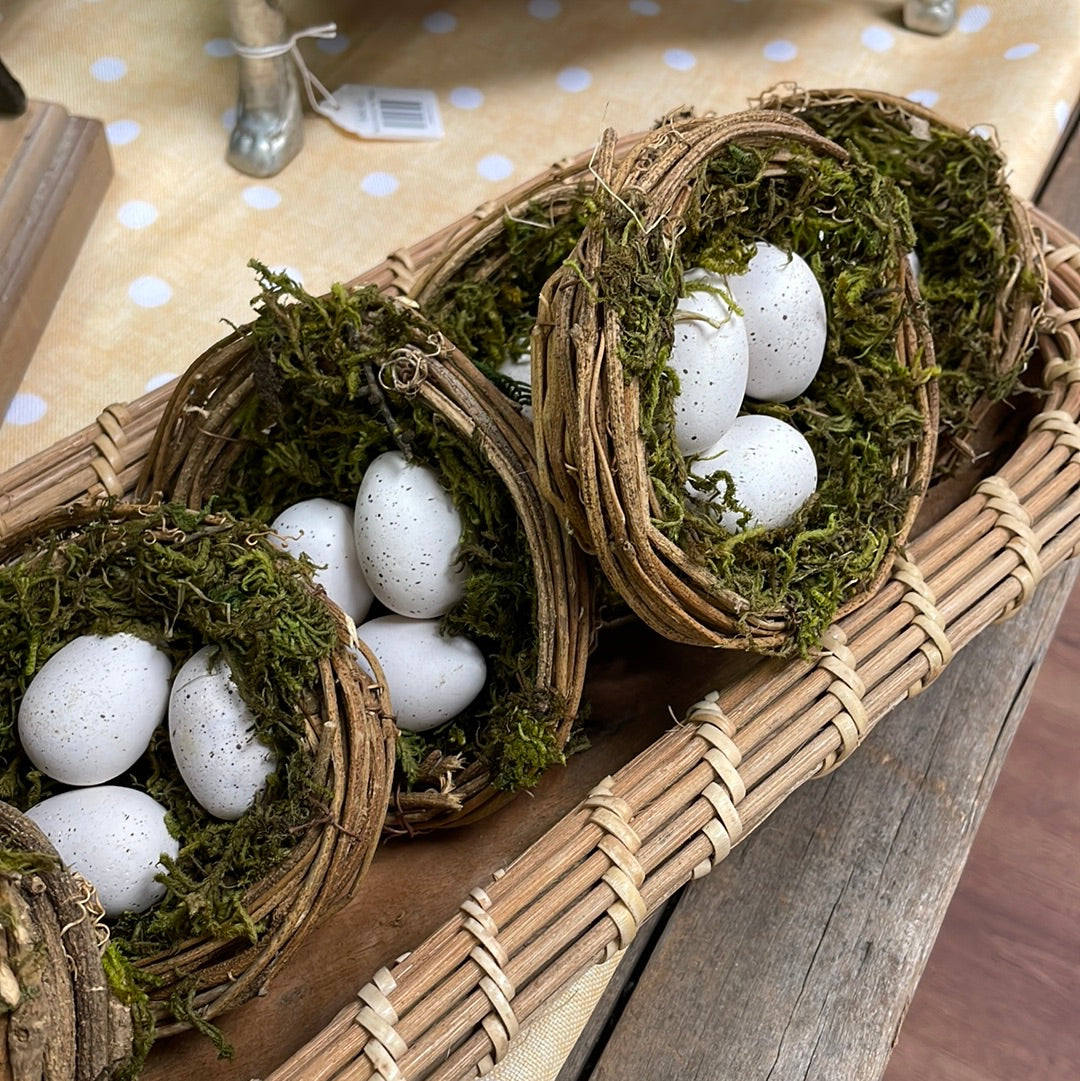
[533, 109, 938, 653]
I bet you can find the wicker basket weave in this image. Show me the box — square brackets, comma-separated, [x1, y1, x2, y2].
[533, 109, 938, 653]
[0, 500, 396, 1048]
[136, 289, 595, 835]
[0, 120, 1073, 1081]
[255, 207, 1079, 1081]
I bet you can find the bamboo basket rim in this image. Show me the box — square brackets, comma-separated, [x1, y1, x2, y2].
[532, 108, 939, 652]
[0, 498, 398, 1043]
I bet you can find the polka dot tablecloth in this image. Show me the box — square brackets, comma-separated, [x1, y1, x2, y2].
[0, 0, 1077, 471]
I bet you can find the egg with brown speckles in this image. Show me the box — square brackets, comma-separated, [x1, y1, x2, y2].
[352, 615, 487, 733]
[269, 497, 374, 622]
[671, 269, 749, 454]
[686, 414, 818, 532]
[724, 242, 827, 403]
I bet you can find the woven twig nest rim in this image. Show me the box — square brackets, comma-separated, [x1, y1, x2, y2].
[137, 279, 594, 835]
[0, 499, 396, 1054]
[533, 108, 938, 653]
[756, 85, 1047, 474]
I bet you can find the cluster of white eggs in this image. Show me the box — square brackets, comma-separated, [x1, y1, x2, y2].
[672, 240, 827, 531]
[269, 449, 488, 733]
[19, 632, 276, 916]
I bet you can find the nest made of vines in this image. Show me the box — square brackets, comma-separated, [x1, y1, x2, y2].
[0, 500, 395, 1065]
[533, 109, 939, 654]
[138, 273, 595, 835]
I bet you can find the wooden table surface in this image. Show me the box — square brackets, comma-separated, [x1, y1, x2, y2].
[554, 109, 1080, 1081]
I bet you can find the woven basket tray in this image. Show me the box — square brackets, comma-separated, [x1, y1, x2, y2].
[0, 135, 1074, 1081]
[251, 207, 1080, 1081]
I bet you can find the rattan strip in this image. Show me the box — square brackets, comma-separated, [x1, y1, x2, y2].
[890, 553, 953, 696]
[259, 218, 1080, 1081]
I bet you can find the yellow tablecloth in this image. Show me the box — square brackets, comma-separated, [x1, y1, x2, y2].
[1, 0, 1077, 471]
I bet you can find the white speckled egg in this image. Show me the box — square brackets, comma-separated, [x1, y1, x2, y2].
[671, 270, 749, 454]
[353, 451, 467, 619]
[25, 786, 177, 916]
[352, 615, 487, 733]
[168, 646, 277, 821]
[269, 498, 374, 622]
[17, 632, 172, 786]
[725, 242, 827, 402]
[687, 414, 818, 532]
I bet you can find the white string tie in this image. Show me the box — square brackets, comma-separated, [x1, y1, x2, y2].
[231, 22, 339, 112]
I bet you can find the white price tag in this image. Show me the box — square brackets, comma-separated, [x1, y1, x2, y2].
[315, 85, 444, 141]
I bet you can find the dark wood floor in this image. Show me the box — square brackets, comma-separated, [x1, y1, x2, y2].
[883, 580, 1080, 1081]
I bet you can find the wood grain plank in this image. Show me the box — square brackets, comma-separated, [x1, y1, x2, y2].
[574, 561, 1078, 1081]
[0, 102, 111, 424]
[882, 581, 1080, 1081]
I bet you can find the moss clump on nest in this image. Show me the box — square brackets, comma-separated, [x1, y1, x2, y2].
[760, 90, 1042, 465]
[418, 189, 596, 403]
[216, 265, 562, 794]
[597, 139, 930, 652]
[0, 501, 338, 1056]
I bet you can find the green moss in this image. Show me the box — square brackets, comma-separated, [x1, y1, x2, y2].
[593, 140, 929, 652]
[214, 267, 561, 793]
[762, 93, 1041, 462]
[0, 502, 338, 1055]
[419, 189, 596, 402]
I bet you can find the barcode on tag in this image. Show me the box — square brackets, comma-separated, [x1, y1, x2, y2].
[316, 85, 444, 141]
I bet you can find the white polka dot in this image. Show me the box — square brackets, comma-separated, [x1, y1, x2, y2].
[763, 40, 798, 62]
[663, 48, 696, 71]
[956, 5, 991, 33]
[449, 86, 484, 109]
[145, 373, 178, 392]
[91, 57, 126, 82]
[243, 185, 282, 209]
[861, 26, 894, 52]
[316, 32, 350, 54]
[222, 107, 237, 131]
[5, 393, 47, 426]
[1004, 43, 1039, 60]
[1055, 100, 1073, 133]
[128, 276, 172, 308]
[361, 172, 400, 196]
[105, 119, 140, 146]
[423, 11, 457, 33]
[268, 264, 305, 286]
[529, 0, 561, 17]
[629, 0, 661, 12]
[117, 200, 158, 229]
[204, 38, 234, 58]
[557, 66, 592, 92]
[477, 154, 514, 181]
[906, 88, 940, 108]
